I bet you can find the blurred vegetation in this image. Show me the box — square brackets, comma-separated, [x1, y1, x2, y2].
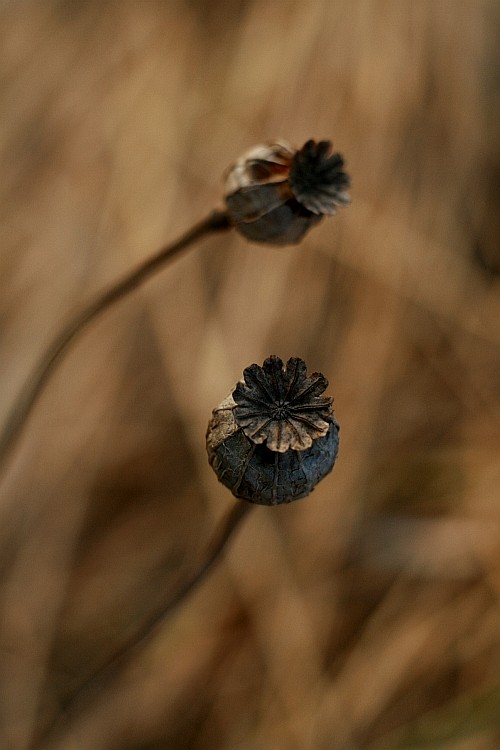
[0, 1, 499, 749]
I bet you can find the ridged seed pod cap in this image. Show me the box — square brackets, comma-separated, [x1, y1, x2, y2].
[224, 139, 350, 245]
[206, 356, 340, 505]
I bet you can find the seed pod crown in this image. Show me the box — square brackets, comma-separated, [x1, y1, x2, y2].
[233, 355, 332, 452]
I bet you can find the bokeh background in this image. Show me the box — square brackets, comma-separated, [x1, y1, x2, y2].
[1, 1, 499, 749]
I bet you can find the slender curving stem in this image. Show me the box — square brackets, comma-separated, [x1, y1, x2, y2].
[32, 501, 253, 750]
[0, 209, 231, 475]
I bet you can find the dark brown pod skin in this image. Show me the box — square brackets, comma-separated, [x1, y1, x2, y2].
[206, 356, 340, 505]
[225, 195, 322, 245]
[206, 395, 339, 505]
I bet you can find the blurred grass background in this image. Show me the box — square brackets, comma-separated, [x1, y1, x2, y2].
[0, 1, 499, 748]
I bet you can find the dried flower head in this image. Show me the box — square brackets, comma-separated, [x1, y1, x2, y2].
[206, 356, 339, 505]
[224, 139, 350, 245]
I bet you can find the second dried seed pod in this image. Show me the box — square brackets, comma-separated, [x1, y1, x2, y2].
[224, 139, 350, 245]
[206, 356, 339, 505]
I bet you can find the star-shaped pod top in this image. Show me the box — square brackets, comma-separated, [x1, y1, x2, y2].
[224, 139, 350, 245]
[232, 355, 333, 452]
[289, 140, 350, 215]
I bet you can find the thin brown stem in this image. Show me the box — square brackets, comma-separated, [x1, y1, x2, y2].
[33, 501, 253, 750]
[0, 209, 231, 475]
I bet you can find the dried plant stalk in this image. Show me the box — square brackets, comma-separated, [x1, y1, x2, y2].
[0, 210, 230, 476]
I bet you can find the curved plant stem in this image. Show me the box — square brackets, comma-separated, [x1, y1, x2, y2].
[0, 209, 231, 475]
[33, 501, 253, 750]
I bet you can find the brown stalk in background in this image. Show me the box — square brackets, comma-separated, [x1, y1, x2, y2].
[32, 501, 251, 750]
[0, 210, 230, 477]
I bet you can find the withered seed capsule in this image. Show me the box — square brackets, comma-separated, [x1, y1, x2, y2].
[224, 139, 350, 245]
[206, 356, 339, 505]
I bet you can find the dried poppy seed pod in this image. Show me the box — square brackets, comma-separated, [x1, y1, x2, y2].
[206, 356, 339, 505]
[224, 139, 350, 245]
